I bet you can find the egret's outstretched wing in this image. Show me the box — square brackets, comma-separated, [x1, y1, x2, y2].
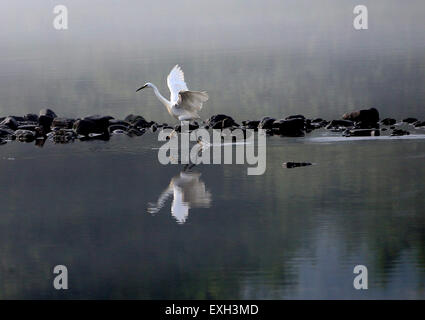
[167, 65, 189, 104]
[147, 184, 173, 214]
[178, 90, 209, 113]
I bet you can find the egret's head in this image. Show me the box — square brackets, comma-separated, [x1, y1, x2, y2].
[136, 82, 153, 92]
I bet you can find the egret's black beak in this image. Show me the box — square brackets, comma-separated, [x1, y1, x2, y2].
[136, 84, 148, 92]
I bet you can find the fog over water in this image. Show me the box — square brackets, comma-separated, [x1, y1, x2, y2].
[0, 0, 424, 299]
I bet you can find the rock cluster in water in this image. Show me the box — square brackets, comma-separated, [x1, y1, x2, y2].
[0, 107, 424, 147]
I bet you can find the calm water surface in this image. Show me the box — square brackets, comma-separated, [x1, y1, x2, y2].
[0, 0, 424, 299]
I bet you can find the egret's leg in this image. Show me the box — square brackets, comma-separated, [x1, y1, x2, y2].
[167, 128, 177, 140]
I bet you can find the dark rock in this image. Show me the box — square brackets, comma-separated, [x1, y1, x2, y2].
[10, 115, 25, 122]
[258, 117, 276, 130]
[354, 121, 379, 129]
[127, 128, 145, 137]
[402, 117, 418, 124]
[24, 114, 39, 122]
[73, 115, 114, 136]
[242, 120, 260, 129]
[0, 116, 19, 130]
[39, 108, 57, 119]
[0, 126, 15, 137]
[38, 115, 54, 131]
[14, 129, 36, 142]
[109, 119, 131, 127]
[305, 119, 325, 130]
[343, 107, 379, 123]
[73, 118, 109, 136]
[309, 118, 329, 129]
[391, 129, 410, 136]
[84, 115, 114, 123]
[343, 129, 380, 137]
[51, 129, 77, 143]
[174, 123, 200, 132]
[414, 121, 425, 128]
[283, 162, 312, 169]
[285, 114, 305, 120]
[207, 114, 238, 129]
[73, 119, 98, 136]
[381, 118, 396, 126]
[124, 114, 152, 128]
[272, 118, 305, 137]
[52, 117, 74, 129]
[38, 109, 58, 132]
[150, 124, 158, 132]
[17, 124, 38, 131]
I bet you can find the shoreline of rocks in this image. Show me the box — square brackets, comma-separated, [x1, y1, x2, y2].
[1, 107, 424, 147]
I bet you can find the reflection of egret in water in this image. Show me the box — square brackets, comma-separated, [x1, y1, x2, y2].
[148, 171, 212, 224]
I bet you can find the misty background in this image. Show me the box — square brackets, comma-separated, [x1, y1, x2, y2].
[0, 0, 424, 122]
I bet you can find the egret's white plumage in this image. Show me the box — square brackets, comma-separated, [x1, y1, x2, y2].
[137, 65, 208, 122]
[147, 171, 212, 224]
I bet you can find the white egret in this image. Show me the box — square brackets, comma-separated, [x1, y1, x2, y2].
[147, 171, 212, 224]
[136, 65, 209, 129]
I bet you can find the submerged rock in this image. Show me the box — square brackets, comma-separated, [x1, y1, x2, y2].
[127, 128, 146, 137]
[354, 121, 380, 129]
[343, 128, 380, 137]
[414, 120, 425, 128]
[0, 126, 15, 137]
[283, 162, 312, 169]
[381, 118, 397, 126]
[308, 118, 329, 130]
[402, 117, 418, 124]
[14, 129, 36, 142]
[326, 119, 354, 131]
[391, 129, 410, 136]
[51, 129, 77, 143]
[173, 122, 200, 132]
